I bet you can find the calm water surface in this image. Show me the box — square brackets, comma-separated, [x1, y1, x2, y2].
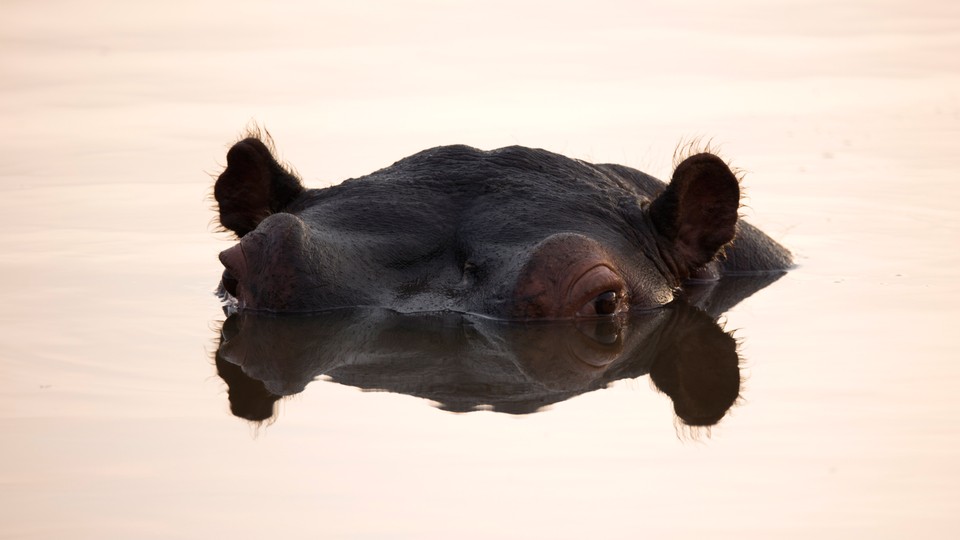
[2, 1, 959, 538]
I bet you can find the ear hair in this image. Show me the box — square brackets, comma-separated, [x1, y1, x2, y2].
[649, 153, 740, 278]
[213, 131, 305, 237]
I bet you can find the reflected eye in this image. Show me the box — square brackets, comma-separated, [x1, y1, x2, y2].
[593, 291, 619, 316]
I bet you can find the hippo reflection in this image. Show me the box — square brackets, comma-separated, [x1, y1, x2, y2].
[214, 133, 791, 317]
[212, 275, 782, 424]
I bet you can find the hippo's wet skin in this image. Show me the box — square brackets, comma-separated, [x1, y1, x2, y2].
[214, 135, 791, 318]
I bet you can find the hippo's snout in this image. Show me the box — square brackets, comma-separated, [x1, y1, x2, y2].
[216, 213, 318, 312]
[219, 243, 247, 299]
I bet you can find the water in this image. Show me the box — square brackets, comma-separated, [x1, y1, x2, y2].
[2, 1, 959, 538]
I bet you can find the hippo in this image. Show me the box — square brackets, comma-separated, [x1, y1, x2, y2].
[214, 133, 791, 318]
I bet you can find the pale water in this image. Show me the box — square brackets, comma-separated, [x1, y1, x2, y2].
[2, 1, 959, 538]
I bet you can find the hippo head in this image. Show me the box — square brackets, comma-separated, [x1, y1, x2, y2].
[214, 136, 743, 319]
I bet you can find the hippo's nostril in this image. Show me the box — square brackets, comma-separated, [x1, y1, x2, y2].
[221, 269, 239, 297]
[219, 243, 247, 277]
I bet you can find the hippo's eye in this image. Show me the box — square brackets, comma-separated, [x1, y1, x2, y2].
[593, 291, 619, 315]
[571, 265, 627, 318]
[576, 289, 623, 318]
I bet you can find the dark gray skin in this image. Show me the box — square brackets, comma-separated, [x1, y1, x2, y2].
[214, 136, 792, 318]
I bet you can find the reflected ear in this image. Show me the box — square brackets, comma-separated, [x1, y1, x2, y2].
[648, 153, 739, 277]
[214, 138, 305, 237]
[648, 303, 741, 427]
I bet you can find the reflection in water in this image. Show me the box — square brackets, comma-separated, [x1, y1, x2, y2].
[211, 274, 783, 426]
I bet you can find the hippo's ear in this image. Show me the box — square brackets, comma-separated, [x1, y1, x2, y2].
[648, 153, 739, 278]
[214, 138, 305, 237]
